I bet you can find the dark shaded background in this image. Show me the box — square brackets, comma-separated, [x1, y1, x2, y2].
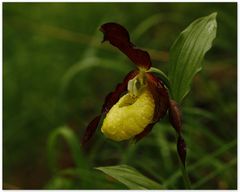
[3, 3, 237, 189]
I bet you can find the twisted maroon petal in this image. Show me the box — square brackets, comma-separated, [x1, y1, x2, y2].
[168, 99, 186, 166]
[82, 70, 138, 146]
[146, 72, 169, 122]
[81, 115, 101, 146]
[100, 23, 151, 69]
[169, 99, 182, 134]
[177, 135, 187, 167]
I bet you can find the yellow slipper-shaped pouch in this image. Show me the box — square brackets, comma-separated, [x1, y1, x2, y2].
[101, 89, 155, 141]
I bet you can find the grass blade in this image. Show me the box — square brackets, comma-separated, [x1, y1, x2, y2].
[165, 140, 236, 187]
[192, 158, 236, 189]
[47, 126, 89, 173]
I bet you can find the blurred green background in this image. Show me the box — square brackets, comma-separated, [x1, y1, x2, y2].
[3, 3, 237, 189]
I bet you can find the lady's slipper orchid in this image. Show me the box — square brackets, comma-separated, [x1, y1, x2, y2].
[82, 22, 186, 166]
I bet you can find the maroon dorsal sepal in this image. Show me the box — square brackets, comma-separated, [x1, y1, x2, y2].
[100, 23, 152, 70]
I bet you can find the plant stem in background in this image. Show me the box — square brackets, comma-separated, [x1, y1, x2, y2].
[179, 159, 191, 189]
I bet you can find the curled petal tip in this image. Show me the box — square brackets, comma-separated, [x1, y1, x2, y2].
[100, 22, 131, 45]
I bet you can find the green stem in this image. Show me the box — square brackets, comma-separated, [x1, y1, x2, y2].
[179, 159, 191, 189]
[148, 67, 170, 89]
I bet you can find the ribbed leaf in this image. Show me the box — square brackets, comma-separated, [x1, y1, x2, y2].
[96, 164, 162, 189]
[168, 13, 217, 103]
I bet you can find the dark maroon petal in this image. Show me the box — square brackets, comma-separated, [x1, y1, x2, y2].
[100, 22, 132, 46]
[133, 123, 154, 143]
[102, 70, 138, 114]
[177, 135, 186, 167]
[146, 73, 169, 122]
[126, 48, 152, 70]
[169, 99, 182, 134]
[81, 115, 101, 146]
[100, 22, 151, 69]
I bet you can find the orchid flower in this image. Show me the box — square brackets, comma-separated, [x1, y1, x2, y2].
[82, 22, 186, 166]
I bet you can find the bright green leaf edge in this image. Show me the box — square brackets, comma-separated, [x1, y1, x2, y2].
[95, 164, 163, 189]
[168, 12, 217, 103]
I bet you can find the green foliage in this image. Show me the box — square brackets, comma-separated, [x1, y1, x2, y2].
[61, 57, 129, 95]
[47, 126, 89, 173]
[168, 13, 217, 103]
[46, 126, 123, 189]
[96, 164, 162, 189]
[45, 176, 76, 189]
[164, 140, 236, 188]
[3, 3, 236, 190]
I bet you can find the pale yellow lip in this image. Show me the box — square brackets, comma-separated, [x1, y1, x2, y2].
[101, 89, 155, 141]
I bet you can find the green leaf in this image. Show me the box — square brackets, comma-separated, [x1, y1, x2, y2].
[95, 164, 162, 189]
[168, 12, 217, 103]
